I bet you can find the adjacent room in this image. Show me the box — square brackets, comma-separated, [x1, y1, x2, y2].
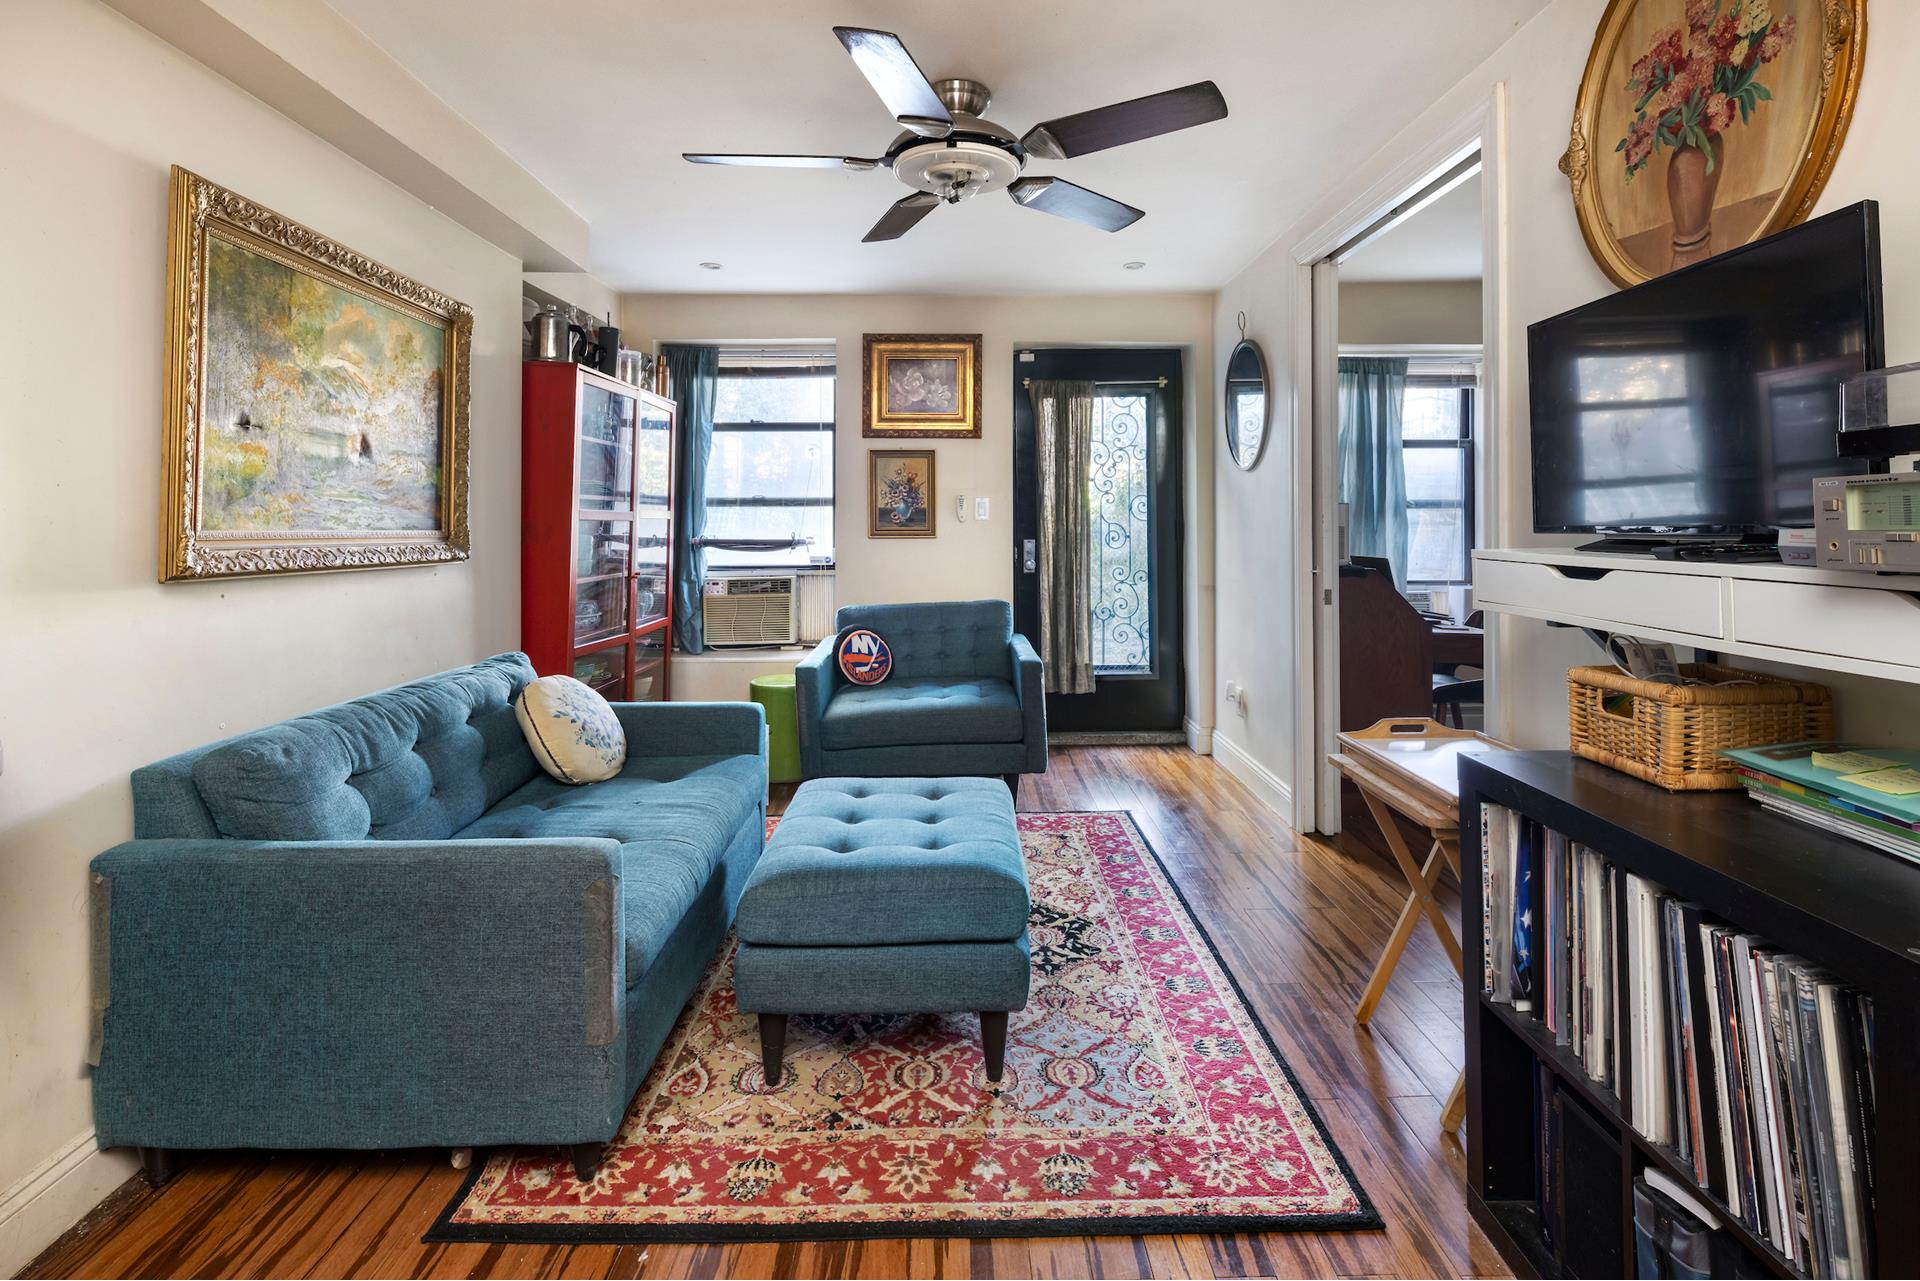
[4, 2, 1919, 1279]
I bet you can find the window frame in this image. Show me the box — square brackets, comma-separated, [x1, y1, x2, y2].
[1401, 374, 1476, 588]
[705, 362, 836, 572]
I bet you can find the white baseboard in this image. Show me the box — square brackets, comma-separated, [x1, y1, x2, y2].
[1182, 718, 1214, 755]
[0, 1130, 136, 1277]
[1210, 731, 1294, 822]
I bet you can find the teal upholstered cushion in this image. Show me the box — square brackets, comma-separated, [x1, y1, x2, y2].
[736, 937, 1031, 1015]
[459, 752, 764, 982]
[832, 600, 1013, 681]
[737, 777, 1026, 947]
[186, 654, 538, 842]
[819, 677, 1023, 750]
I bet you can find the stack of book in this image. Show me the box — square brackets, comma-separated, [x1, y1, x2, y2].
[1484, 802, 1880, 1278]
[1721, 742, 1920, 865]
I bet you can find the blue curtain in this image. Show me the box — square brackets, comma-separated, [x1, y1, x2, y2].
[1337, 356, 1410, 588]
[663, 344, 718, 653]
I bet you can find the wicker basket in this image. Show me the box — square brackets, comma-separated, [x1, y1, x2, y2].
[1567, 663, 1833, 791]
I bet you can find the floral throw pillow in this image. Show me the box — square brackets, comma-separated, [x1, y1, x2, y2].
[513, 675, 627, 785]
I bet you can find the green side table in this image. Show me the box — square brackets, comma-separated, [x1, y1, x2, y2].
[750, 673, 802, 784]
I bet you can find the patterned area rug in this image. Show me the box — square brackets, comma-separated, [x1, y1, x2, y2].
[431, 812, 1377, 1242]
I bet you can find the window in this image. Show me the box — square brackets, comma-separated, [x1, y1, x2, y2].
[1401, 363, 1477, 586]
[706, 356, 835, 570]
[1090, 391, 1152, 675]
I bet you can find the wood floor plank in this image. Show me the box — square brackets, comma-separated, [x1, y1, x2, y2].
[24, 746, 1504, 1281]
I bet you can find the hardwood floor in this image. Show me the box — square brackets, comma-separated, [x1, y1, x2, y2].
[24, 747, 1505, 1280]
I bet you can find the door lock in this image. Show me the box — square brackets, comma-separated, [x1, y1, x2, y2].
[1021, 539, 1037, 573]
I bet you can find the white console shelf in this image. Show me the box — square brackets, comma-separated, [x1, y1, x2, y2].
[1473, 547, 1920, 686]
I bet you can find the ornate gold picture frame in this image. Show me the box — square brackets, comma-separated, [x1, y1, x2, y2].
[869, 449, 937, 538]
[1559, 0, 1866, 288]
[862, 334, 982, 438]
[162, 166, 472, 581]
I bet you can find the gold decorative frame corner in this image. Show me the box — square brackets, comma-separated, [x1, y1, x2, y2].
[1560, 0, 1867, 289]
[861, 333, 982, 438]
[161, 165, 473, 582]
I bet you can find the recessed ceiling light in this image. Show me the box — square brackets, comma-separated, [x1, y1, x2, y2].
[699, 261, 723, 270]
[1123, 260, 1146, 271]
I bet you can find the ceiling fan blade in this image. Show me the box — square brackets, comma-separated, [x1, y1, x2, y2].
[1008, 177, 1144, 232]
[1020, 81, 1228, 160]
[683, 153, 880, 170]
[833, 27, 953, 137]
[862, 192, 941, 243]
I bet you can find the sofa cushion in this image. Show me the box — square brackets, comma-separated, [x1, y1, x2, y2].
[188, 654, 539, 843]
[514, 675, 626, 784]
[737, 777, 1027, 947]
[832, 600, 1012, 681]
[458, 752, 763, 982]
[819, 676, 1023, 751]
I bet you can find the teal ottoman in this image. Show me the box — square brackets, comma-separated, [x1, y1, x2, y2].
[735, 777, 1030, 1085]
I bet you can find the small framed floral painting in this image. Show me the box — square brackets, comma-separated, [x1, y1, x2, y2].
[862, 334, 981, 438]
[868, 449, 936, 538]
[1560, 0, 1866, 286]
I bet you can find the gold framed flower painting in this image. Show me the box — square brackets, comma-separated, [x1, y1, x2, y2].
[161, 166, 472, 581]
[861, 334, 981, 438]
[1560, 0, 1866, 287]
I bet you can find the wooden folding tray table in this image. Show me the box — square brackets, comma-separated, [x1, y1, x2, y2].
[1328, 717, 1510, 1133]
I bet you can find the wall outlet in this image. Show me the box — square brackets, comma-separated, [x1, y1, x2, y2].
[975, 496, 990, 521]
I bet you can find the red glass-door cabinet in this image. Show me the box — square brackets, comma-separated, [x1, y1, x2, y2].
[522, 361, 675, 701]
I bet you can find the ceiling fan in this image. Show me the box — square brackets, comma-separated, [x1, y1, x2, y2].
[684, 26, 1228, 243]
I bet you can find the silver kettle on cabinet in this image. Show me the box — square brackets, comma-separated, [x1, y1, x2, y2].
[526, 304, 572, 362]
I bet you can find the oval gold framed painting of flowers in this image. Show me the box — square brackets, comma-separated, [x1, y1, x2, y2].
[1561, 0, 1866, 287]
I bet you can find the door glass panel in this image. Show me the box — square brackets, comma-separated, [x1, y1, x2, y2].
[571, 646, 627, 698]
[576, 519, 630, 578]
[636, 400, 672, 508]
[579, 384, 635, 509]
[575, 519, 630, 642]
[1089, 393, 1152, 675]
[632, 628, 666, 702]
[633, 513, 669, 629]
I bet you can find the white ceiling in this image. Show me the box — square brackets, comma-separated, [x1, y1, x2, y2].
[1339, 172, 1484, 283]
[324, 1, 1547, 295]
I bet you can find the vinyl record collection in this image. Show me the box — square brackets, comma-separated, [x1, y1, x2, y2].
[1482, 803, 1879, 1279]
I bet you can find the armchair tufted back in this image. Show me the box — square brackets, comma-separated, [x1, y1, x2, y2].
[132, 653, 542, 842]
[834, 600, 1014, 682]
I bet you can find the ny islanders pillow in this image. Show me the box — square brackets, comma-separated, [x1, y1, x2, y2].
[836, 628, 893, 686]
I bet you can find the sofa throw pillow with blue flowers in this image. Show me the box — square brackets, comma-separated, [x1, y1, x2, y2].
[513, 675, 627, 784]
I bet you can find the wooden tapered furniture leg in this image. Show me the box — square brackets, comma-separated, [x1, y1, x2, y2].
[1440, 1073, 1466, 1133]
[1353, 837, 1447, 1025]
[980, 1011, 1009, 1083]
[758, 1013, 788, 1087]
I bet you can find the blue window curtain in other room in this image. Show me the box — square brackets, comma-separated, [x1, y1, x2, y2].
[1336, 356, 1410, 589]
[663, 344, 718, 653]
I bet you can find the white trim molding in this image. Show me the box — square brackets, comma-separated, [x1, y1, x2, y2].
[1211, 730, 1294, 822]
[0, 1130, 137, 1277]
[1183, 718, 1214, 755]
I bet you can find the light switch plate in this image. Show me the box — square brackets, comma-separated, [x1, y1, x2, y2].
[975, 497, 990, 521]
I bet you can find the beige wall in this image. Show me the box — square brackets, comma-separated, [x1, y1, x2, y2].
[0, 0, 524, 1265]
[620, 293, 1216, 730]
[1210, 0, 1920, 814]
[1338, 280, 1483, 345]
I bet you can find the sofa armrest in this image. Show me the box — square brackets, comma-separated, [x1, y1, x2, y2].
[88, 836, 627, 1148]
[794, 636, 838, 776]
[612, 700, 766, 760]
[1010, 633, 1049, 775]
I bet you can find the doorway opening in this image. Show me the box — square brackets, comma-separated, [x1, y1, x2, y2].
[1296, 114, 1505, 838]
[1013, 347, 1186, 738]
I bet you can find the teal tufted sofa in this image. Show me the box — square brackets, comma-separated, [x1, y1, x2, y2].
[795, 600, 1047, 793]
[88, 653, 766, 1183]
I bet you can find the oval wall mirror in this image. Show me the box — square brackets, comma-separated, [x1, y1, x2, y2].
[1224, 315, 1268, 470]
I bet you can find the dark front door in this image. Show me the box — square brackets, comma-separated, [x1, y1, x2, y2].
[1012, 347, 1185, 734]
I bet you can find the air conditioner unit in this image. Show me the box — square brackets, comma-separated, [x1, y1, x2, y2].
[702, 574, 798, 647]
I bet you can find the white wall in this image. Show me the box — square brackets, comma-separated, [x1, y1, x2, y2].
[1338, 280, 1483, 345]
[1212, 0, 1920, 810]
[620, 292, 1216, 733]
[0, 0, 524, 1268]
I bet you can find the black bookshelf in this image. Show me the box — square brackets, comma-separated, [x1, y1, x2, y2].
[1461, 751, 1920, 1281]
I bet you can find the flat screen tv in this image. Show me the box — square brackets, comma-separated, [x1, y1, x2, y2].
[1529, 201, 1883, 537]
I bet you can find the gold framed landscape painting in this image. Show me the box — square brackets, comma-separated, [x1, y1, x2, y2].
[862, 334, 981, 438]
[1561, 0, 1866, 287]
[162, 166, 472, 581]
[868, 449, 936, 538]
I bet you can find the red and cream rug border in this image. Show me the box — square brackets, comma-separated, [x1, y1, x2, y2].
[429, 811, 1379, 1244]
